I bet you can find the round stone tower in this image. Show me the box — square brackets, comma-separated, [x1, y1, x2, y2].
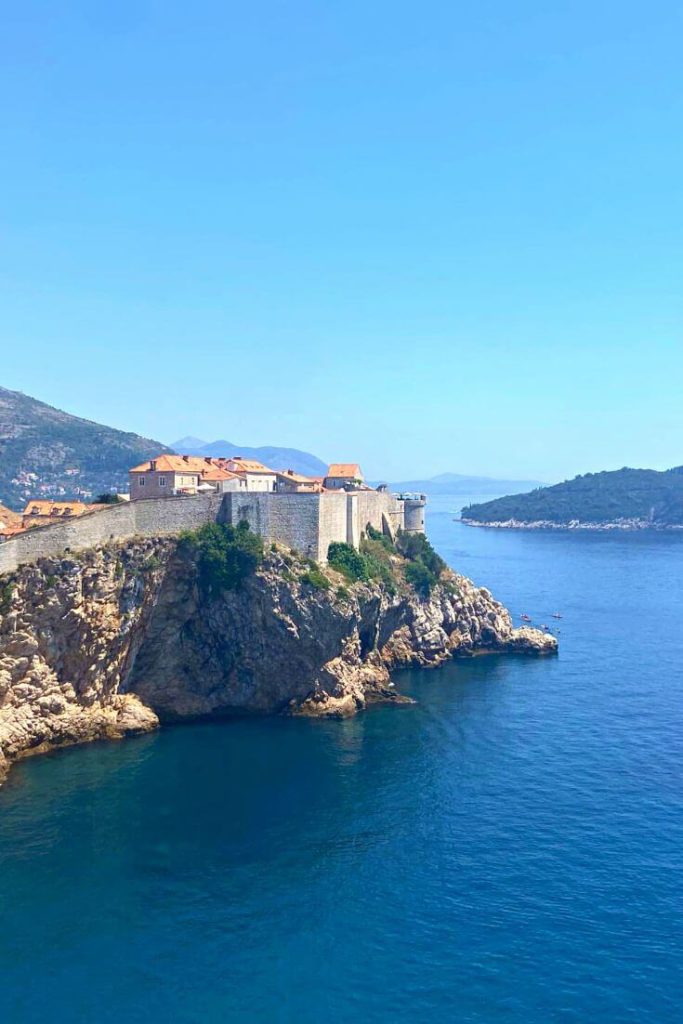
[402, 495, 426, 533]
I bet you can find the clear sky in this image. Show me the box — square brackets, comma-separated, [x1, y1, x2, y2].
[1, 1, 681, 481]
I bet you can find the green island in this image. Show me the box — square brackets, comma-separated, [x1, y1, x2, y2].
[462, 466, 683, 529]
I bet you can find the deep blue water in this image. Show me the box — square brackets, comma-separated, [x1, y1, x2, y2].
[1, 497, 682, 1023]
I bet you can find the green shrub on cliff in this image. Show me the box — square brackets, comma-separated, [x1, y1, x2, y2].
[0, 581, 14, 615]
[140, 555, 162, 573]
[404, 561, 436, 598]
[179, 520, 264, 595]
[395, 531, 446, 597]
[396, 530, 446, 578]
[300, 566, 331, 591]
[327, 538, 398, 593]
[328, 531, 445, 597]
[365, 524, 394, 552]
[359, 536, 398, 593]
[327, 542, 369, 583]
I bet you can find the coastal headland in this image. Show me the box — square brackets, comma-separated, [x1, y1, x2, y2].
[0, 526, 555, 782]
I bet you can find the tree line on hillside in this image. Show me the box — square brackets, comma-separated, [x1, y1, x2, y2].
[463, 467, 683, 526]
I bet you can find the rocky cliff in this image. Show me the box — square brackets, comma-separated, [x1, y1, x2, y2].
[0, 538, 555, 782]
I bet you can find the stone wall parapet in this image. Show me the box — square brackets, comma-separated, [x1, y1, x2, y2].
[0, 489, 425, 575]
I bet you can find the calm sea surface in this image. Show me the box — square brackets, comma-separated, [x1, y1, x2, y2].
[1, 495, 682, 1023]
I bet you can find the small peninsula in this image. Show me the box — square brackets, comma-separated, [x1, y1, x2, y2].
[0, 525, 555, 783]
[462, 466, 683, 530]
[0, 447, 557, 783]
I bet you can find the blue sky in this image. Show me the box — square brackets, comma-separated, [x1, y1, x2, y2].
[1, 1, 681, 481]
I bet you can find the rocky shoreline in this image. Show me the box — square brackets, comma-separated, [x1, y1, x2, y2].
[461, 517, 683, 531]
[0, 538, 556, 783]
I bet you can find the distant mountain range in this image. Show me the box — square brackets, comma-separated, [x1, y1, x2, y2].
[170, 448, 543, 494]
[462, 467, 683, 528]
[0, 386, 172, 509]
[386, 472, 545, 496]
[169, 437, 328, 478]
[0, 384, 548, 512]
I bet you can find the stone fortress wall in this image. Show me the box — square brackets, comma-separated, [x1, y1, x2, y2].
[0, 494, 224, 576]
[0, 490, 426, 575]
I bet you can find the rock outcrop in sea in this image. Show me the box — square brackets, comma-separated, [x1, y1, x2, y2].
[0, 539, 555, 782]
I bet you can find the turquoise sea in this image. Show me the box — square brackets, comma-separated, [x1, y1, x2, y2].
[1, 496, 682, 1023]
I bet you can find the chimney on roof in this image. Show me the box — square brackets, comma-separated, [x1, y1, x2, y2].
[205, 457, 212, 464]
[183, 455, 189, 463]
[150, 460, 157, 471]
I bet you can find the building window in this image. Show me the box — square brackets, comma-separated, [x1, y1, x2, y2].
[159, 476, 166, 487]
[139, 477, 145, 486]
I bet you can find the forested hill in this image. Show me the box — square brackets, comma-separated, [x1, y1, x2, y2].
[0, 386, 172, 509]
[462, 467, 683, 527]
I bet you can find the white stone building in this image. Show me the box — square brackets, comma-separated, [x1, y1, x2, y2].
[221, 458, 277, 492]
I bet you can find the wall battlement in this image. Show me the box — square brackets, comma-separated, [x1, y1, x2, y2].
[0, 490, 426, 576]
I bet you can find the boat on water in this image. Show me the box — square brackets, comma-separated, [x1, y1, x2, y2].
[520, 614, 532, 622]
[551, 612, 562, 619]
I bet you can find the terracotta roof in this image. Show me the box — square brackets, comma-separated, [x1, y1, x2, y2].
[200, 466, 238, 482]
[129, 454, 211, 474]
[130, 454, 276, 477]
[326, 463, 363, 479]
[221, 457, 275, 475]
[275, 469, 318, 484]
[0, 522, 27, 538]
[22, 501, 92, 518]
[0, 503, 22, 528]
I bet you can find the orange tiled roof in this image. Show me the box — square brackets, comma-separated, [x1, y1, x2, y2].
[129, 454, 211, 474]
[0, 503, 22, 528]
[0, 523, 27, 538]
[129, 454, 275, 477]
[276, 469, 318, 484]
[22, 500, 92, 518]
[200, 466, 239, 482]
[326, 463, 363, 479]
[221, 457, 275, 475]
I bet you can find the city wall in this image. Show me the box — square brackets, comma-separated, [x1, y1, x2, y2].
[0, 495, 223, 575]
[220, 492, 323, 559]
[0, 491, 424, 575]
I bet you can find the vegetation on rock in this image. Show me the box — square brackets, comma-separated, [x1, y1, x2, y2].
[327, 542, 372, 583]
[300, 565, 331, 591]
[179, 520, 264, 595]
[328, 526, 446, 597]
[395, 529, 446, 578]
[403, 560, 436, 598]
[0, 581, 14, 616]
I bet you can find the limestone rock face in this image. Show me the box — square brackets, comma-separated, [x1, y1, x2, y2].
[125, 550, 555, 720]
[0, 540, 556, 781]
[0, 541, 169, 780]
